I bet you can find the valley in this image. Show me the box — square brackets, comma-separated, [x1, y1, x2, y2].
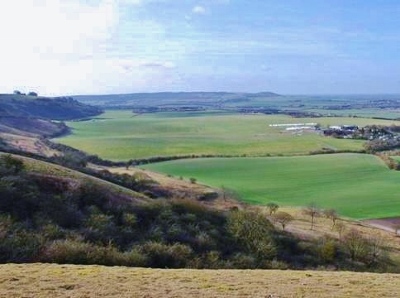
[1, 92, 400, 297]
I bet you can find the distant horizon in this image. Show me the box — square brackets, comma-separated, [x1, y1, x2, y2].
[72, 91, 400, 98]
[4, 90, 400, 98]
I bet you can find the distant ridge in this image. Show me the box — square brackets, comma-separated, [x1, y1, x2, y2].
[74, 91, 281, 108]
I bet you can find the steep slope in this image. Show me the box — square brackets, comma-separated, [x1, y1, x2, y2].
[0, 94, 102, 154]
[0, 94, 102, 120]
[1, 153, 399, 271]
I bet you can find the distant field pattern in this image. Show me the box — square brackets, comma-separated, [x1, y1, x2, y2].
[54, 110, 400, 160]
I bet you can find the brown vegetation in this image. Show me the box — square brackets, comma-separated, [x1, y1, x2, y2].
[1, 263, 399, 298]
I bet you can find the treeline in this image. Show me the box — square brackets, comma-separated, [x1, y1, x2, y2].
[0, 155, 394, 271]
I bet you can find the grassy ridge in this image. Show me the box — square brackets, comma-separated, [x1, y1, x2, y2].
[0, 152, 147, 199]
[142, 153, 400, 219]
[54, 110, 400, 160]
[1, 263, 399, 298]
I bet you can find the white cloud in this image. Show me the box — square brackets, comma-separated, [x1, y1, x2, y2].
[192, 5, 206, 14]
[122, 0, 142, 4]
[0, 0, 182, 95]
[0, 0, 121, 94]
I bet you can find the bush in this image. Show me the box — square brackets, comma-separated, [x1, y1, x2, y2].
[227, 210, 276, 261]
[317, 237, 337, 263]
[40, 239, 94, 264]
[0, 154, 25, 175]
[40, 239, 147, 267]
[203, 250, 223, 269]
[138, 241, 193, 268]
[123, 248, 148, 267]
[230, 253, 257, 269]
[0, 227, 43, 263]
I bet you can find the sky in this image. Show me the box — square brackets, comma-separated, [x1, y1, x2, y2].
[1, 0, 400, 96]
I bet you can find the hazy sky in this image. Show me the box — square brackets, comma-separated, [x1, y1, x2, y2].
[1, 0, 400, 96]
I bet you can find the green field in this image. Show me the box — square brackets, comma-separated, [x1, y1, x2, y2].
[54, 110, 400, 161]
[142, 153, 400, 219]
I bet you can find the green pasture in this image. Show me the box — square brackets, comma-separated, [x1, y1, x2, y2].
[54, 110, 400, 161]
[142, 154, 400, 219]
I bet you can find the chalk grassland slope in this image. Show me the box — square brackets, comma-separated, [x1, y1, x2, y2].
[142, 153, 400, 219]
[96, 165, 231, 208]
[1, 264, 399, 298]
[1, 152, 148, 201]
[54, 110, 400, 161]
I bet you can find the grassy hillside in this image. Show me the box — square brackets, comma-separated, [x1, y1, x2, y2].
[1, 263, 399, 298]
[142, 153, 400, 219]
[3, 153, 398, 271]
[0, 94, 102, 120]
[54, 110, 400, 160]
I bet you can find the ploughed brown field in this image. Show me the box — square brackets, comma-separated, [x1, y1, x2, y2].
[1, 263, 400, 298]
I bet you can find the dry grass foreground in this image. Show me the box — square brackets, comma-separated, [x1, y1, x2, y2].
[1, 263, 399, 298]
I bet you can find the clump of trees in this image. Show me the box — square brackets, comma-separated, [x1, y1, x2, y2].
[13, 90, 38, 96]
[302, 203, 320, 230]
[341, 229, 386, 267]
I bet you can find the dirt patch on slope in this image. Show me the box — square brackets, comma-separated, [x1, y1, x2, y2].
[91, 165, 244, 210]
[363, 218, 400, 235]
[0, 133, 58, 156]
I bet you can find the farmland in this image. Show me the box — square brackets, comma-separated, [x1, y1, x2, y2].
[142, 153, 400, 219]
[52, 109, 400, 219]
[54, 110, 400, 161]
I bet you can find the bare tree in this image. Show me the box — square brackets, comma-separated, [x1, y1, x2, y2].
[323, 208, 338, 229]
[334, 221, 346, 241]
[365, 235, 384, 267]
[302, 203, 320, 230]
[272, 211, 294, 230]
[266, 202, 279, 215]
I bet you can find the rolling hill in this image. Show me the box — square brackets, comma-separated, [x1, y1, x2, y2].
[0, 93, 102, 155]
[3, 152, 399, 272]
[0, 93, 102, 120]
